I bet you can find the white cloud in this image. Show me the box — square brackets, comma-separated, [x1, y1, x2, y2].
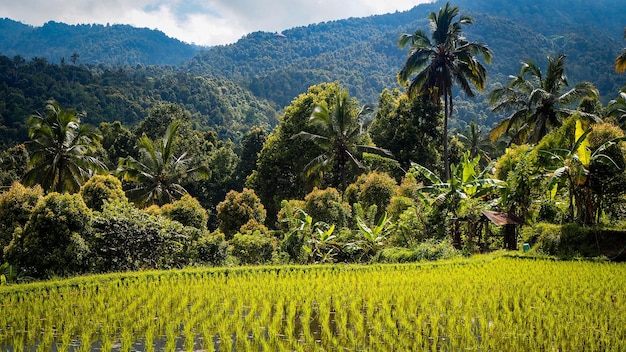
[0, 0, 433, 46]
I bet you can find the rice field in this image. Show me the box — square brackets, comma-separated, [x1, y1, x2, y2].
[1, 256, 625, 351]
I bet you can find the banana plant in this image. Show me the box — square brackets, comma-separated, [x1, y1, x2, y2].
[542, 119, 625, 224]
[346, 211, 393, 258]
[309, 222, 338, 263]
[0, 262, 31, 285]
[410, 151, 504, 207]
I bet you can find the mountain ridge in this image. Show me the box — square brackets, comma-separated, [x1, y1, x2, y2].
[0, 0, 623, 132]
[0, 18, 202, 66]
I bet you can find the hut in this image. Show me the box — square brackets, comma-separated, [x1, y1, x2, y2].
[481, 210, 525, 250]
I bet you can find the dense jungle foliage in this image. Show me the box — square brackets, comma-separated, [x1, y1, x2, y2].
[1, 0, 626, 281]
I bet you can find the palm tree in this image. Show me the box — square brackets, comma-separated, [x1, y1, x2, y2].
[489, 54, 599, 145]
[456, 120, 494, 162]
[293, 89, 392, 191]
[398, 2, 491, 180]
[116, 121, 209, 206]
[23, 100, 105, 193]
[616, 28, 626, 73]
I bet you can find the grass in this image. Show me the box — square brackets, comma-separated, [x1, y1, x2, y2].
[1, 254, 624, 351]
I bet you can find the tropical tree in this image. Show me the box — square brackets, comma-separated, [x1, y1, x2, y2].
[116, 121, 209, 207]
[607, 87, 626, 127]
[616, 27, 626, 73]
[411, 152, 503, 208]
[543, 119, 626, 224]
[456, 120, 494, 162]
[370, 89, 442, 176]
[410, 152, 503, 247]
[22, 100, 106, 193]
[489, 54, 599, 145]
[293, 89, 392, 191]
[398, 2, 492, 180]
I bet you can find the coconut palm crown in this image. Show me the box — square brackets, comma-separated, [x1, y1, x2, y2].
[398, 2, 492, 180]
[23, 100, 106, 193]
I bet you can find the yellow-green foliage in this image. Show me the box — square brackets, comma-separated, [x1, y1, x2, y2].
[1, 257, 624, 351]
[345, 171, 398, 209]
[217, 188, 266, 239]
[276, 199, 306, 232]
[0, 183, 43, 260]
[4, 192, 92, 278]
[160, 194, 209, 230]
[494, 144, 533, 180]
[303, 187, 350, 228]
[80, 174, 126, 212]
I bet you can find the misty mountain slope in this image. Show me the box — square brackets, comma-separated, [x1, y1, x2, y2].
[0, 19, 201, 66]
[182, 0, 623, 130]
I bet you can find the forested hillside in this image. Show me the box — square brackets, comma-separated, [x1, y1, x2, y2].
[187, 0, 624, 129]
[1, 0, 622, 133]
[0, 19, 201, 66]
[0, 56, 278, 148]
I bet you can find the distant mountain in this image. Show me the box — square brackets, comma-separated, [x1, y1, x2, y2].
[0, 18, 202, 66]
[186, 0, 624, 129]
[0, 0, 623, 132]
[0, 55, 278, 148]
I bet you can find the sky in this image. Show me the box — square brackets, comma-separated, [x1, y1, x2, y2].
[1, 0, 434, 47]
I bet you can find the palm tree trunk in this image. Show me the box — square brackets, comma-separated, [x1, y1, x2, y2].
[443, 93, 450, 180]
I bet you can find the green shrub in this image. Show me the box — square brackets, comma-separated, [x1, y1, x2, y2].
[161, 194, 209, 230]
[189, 232, 228, 266]
[303, 187, 350, 228]
[374, 240, 459, 263]
[536, 201, 566, 223]
[0, 183, 43, 262]
[346, 172, 398, 221]
[276, 199, 306, 232]
[80, 174, 127, 212]
[217, 188, 266, 239]
[4, 192, 92, 278]
[90, 200, 193, 273]
[358, 172, 397, 212]
[521, 222, 620, 258]
[397, 174, 420, 199]
[392, 207, 427, 246]
[230, 232, 275, 265]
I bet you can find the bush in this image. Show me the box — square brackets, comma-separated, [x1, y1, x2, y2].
[392, 206, 427, 247]
[521, 222, 626, 260]
[189, 232, 228, 266]
[230, 232, 275, 265]
[80, 174, 127, 212]
[303, 187, 350, 228]
[161, 194, 209, 230]
[346, 172, 398, 221]
[374, 240, 459, 263]
[90, 200, 194, 273]
[358, 172, 397, 213]
[276, 199, 306, 232]
[217, 188, 266, 239]
[4, 192, 92, 278]
[0, 183, 43, 262]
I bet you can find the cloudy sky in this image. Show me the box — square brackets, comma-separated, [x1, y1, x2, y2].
[1, 0, 433, 46]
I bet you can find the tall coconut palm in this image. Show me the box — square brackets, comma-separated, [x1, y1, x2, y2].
[398, 2, 492, 180]
[489, 54, 599, 145]
[616, 27, 626, 73]
[116, 121, 209, 206]
[23, 100, 105, 193]
[293, 89, 392, 191]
